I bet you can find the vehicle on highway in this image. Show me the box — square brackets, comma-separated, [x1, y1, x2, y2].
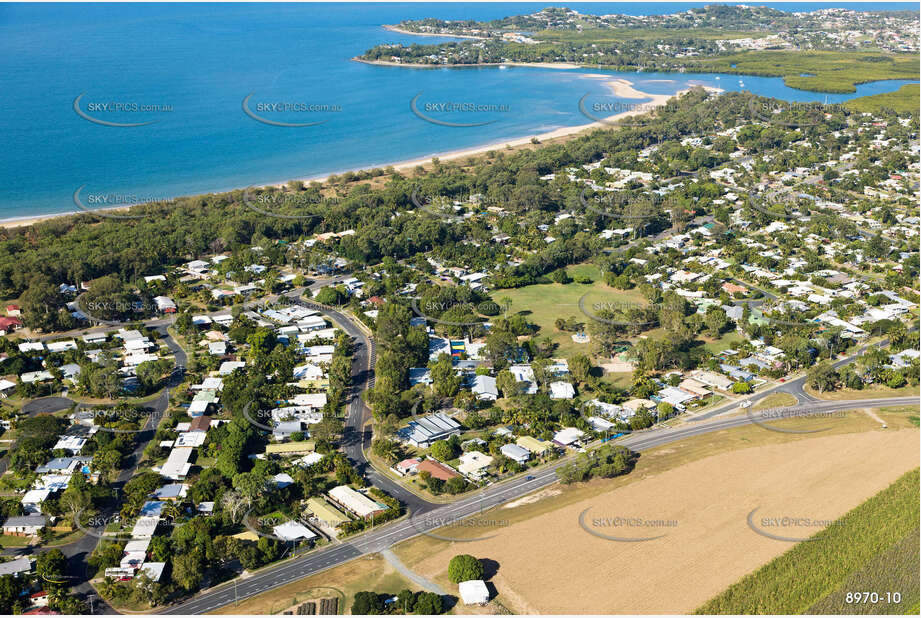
[738, 400, 752, 409]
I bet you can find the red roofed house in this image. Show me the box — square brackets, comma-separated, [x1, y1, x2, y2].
[721, 282, 748, 295]
[392, 458, 420, 476]
[417, 458, 459, 481]
[0, 316, 22, 334]
[6, 304, 21, 317]
[29, 591, 49, 608]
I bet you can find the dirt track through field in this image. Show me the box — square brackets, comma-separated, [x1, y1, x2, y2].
[412, 429, 918, 614]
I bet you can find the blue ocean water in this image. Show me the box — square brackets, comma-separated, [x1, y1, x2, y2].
[0, 2, 917, 220]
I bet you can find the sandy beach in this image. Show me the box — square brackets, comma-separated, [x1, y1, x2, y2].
[382, 24, 486, 40]
[0, 77, 720, 230]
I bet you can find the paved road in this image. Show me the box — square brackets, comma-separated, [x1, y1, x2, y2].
[8, 328, 188, 613]
[381, 548, 445, 595]
[693, 332, 907, 420]
[161, 394, 918, 614]
[73, 327, 187, 613]
[287, 295, 433, 515]
[31, 281, 910, 613]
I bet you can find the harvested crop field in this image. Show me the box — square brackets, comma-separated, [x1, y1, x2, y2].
[406, 428, 918, 614]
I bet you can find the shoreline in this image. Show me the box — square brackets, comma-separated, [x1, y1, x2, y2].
[382, 24, 486, 40]
[352, 56, 584, 70]
[0, 78, 719, 230]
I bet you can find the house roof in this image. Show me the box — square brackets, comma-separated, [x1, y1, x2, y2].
[306, 497, 350, 526]
[458, 580, 490, 605]
[0, 556, 32, 576]
[273, 520, 317, 541]
[416, 459, 459, 481]
[516, 436, 551, 454]
[3, 515, 47, 528]
[500, 443, 530, 460]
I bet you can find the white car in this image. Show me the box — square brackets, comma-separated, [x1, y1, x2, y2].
[738, 400, 753, 409]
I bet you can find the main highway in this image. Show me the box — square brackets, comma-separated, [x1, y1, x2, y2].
[164, 393, 916, 614]
[162, 294, 919, 614]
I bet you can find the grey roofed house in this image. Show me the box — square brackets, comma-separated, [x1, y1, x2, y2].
[888, 348, 921, 368]
[739, 356, 771, 371]
[454, 359, 479, 372]
[273, 420, 303, 441]
[472, 375, 498, 401]
[409, 367, 432, 386]
[397, 412, 462, 448]
[720, 363, 755, 381]
[35, 456, 91, 475]
[0, 556, 32, 577]
[59, 363, 81, 380]
[500, 443, 530, 463]
[3, 515, 48, 532]
[153, 482, 188, 501]
[722, 305, 744, 321]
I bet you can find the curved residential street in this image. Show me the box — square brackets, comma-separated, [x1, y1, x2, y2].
[13, 284, 916, 615]
[159, 294, 919, 615]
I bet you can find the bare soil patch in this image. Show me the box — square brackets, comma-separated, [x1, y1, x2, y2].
[408, 429, 918, 614]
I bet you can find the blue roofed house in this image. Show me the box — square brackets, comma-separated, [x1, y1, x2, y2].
[720, 363, 755, 381]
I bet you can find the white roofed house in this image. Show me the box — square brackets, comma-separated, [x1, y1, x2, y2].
[657, 386, 696, 409]
[298, 315, 328, 332]
[82, 332, 107, 345]
[273, 520, 318, 543]
[290, 392, 328, 410]
[20, 370, 54, 384]
[153, 296, 177, 313]
[192, 315, 213, 327]
[53, 435, 87, 455]
[272, 420, 303, 442]
[553, 427, 585, 447]
[0, 378, 17, 397]
[328, 485, 386, 518]
[193, 377, 223, 391]
[47, 339, 77, 353]
[131, 516, 160, 539]
[212, 313, 234, 327]
[159, 447, 194, 481]
[219, 361, 245, 375]
[293, 363, 325, 382]
[459, 580, 490, 605]
[585, 399, 625, 419]
[587, 416, 615, 432]
[21, 489, 52, 515]
[549, 381, 575, 399]
[458, 451, 493, 480]
[509, 365, 538, 394]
